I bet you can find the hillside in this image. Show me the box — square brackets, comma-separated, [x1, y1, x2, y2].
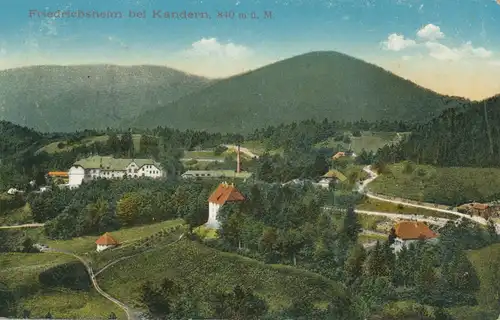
[98, 238, 346, 314]
[129, 51, 468, 133]
[0, 65, 212, 132]
[379, 95, 500, 167]
[0, 121, 44, 158]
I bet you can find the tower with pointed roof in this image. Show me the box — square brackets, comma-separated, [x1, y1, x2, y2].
[206, 182, 245, 229]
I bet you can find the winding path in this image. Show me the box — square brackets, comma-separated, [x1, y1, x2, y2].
[0, 223, 45, 229]
[44, 248, 135, 320]
[359, 165, 500, 233]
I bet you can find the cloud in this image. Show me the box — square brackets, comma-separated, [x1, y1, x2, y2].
[417, 24, 444, 41]
[490, 60, 500, 66]
[381, 33, 416, 51]
[0, 48, 6, 56]
[381, 23, 494, 63]
[186, 38, 252, 60]
[425, 41, 493, 61]
[175, 38, 258, 77]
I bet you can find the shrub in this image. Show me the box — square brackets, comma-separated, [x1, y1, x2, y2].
[38, 262, 91, 291]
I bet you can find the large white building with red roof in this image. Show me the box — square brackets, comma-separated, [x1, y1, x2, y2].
[206, 182, 245, 229]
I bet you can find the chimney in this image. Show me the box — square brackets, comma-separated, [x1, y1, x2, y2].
[236, 145, 241, 173]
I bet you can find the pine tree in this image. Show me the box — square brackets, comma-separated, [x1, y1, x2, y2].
[344, 243, 367, 285]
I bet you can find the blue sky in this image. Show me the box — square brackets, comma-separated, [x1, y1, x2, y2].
[0, 0, 499, 99]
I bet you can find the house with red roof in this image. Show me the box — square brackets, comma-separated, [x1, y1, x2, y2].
[206, 182, 245, 229]
[390, 220, 438, 253]
[95, 232, 119, 252]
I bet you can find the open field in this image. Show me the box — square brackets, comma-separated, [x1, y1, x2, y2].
[42, 219, 184, 254]
[368, 163, 500, 206]
[38, 134, 142, 154]
[0, 252, 124, 319]
[99, 239, 345, 313]
[357, 197, 459, 220]
[447, 244, 500, 320]
[239, 140, 283, 156]
[315, 131, 407, 154]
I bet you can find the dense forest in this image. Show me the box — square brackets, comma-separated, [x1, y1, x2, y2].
[377, 95, 500, 167]
[0, 118, 409, 190]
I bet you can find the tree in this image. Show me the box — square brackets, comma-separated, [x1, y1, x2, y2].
[277, 228, 305, 266]
[487, 218, 497, 244]
[120, 131, 134, 158]
[344, 243, 367, 285]
[108, 312, 117, 319]
[213, 285, 268, 320]
[106, 133, 121, 155]
[339, 206, 362, 244]
[116, 192, 142, 226]
[21, 237, 35, 253]
[44, 312, 52, 319]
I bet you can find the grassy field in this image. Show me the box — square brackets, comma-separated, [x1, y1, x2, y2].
[0, 203, 33, 225]
[368, 163, 500, 206]
[0, 252, 125, 319]
[445, 244, 500, 320]
[99, 239, 345, 314]
[357, 197, 459, 220]
[39, 134, 142, 154]
[183, 150, 225, 159]
[358, 214, 392, 232]
[315, 131, 406, 154]
[42, 219, 184, 254]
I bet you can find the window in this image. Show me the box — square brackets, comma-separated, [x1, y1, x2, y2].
[142, 173, 145, 176]
[128, 169, 131, 173]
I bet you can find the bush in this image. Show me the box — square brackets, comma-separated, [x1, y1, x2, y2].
[38, 262, 91, 291]
[56, 142, 65, 149]
[214, 145, 228, 156]
[352, 130, 362, 137]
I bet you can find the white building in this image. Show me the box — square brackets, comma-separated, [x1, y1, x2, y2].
[206, 182, 246, 229]
[95, 232, 119, 252]
[67, 156, 165, 187]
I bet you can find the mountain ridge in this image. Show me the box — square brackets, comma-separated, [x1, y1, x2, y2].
[128, 51, 472, 133]
[0, 64, 214, 132]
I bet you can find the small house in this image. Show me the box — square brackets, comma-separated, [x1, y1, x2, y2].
[390, 221, 438, 253]
[332, 152, 346, 160]
[95, 232, 119, 252]
[320, 169, 347, 185]
[457, 202, 497, 219]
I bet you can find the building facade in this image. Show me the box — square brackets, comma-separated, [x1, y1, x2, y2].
[206, 182, 246, 229]
[67, 156, 164, 187]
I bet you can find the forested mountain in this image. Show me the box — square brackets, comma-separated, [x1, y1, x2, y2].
[378, 95, 500, 167]
[130, 51, 468, 133]
[0, 65, 212, 132]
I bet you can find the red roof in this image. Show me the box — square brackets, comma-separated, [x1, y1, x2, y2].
[332, 152, 345, 160]
[208, 182, 245, 205]
[394, 221, 438, 240]
[48, 171, 69, 177]
[95, 233, 119, 245]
